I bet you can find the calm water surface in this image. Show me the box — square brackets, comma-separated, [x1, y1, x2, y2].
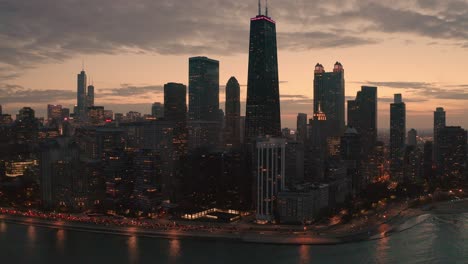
[0, 212, 466, 264]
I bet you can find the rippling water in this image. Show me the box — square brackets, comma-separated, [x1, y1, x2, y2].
[0, 212, 466, 264]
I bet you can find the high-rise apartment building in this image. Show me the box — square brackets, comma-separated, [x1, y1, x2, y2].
[390, 94, 406, 181]
[433, 107, 446, 166]
[256, 137, 286, 223]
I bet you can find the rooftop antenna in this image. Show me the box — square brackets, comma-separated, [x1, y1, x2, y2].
[265, 0, 269, 17]
[258, 0, 261, 16]
[81, 58, 85, 71]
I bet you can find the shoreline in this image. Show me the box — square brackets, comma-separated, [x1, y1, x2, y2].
[1, 199, 466, 245]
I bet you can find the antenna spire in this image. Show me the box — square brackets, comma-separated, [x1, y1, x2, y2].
[258, 0, 261, 16]
[81, 58, 85, 71]
[265, 0, 269, 17]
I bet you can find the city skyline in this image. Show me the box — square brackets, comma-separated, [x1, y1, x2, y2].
[0, 1, 467, 129]
[0, 2, 467, 261]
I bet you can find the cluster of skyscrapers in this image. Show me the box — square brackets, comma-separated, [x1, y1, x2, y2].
[0, 2, 466, 224]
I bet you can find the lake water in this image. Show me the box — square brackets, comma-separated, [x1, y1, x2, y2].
[0, 212, 466, 264]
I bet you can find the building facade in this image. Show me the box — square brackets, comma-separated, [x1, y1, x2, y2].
[313, 62, 345, 136]
[256, 138, 286, 223]
[390, 94, 406, 181]
[245, 10, 281, 141]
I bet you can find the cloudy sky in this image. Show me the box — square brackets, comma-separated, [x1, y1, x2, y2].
[0, 0, 467, 129]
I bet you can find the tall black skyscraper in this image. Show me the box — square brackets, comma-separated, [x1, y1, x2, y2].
[296, 113, 307, 143]
[390, 94, 406, 181]
[314, 62, 345, 136]
[433, 107, 446, 164]
[188, 56, 219, 122]
[87, 84, 95, 107]
[245, 3, 281, 141]
[77, 70, 87, 119]
[164, 82, 188, 201]
[348, 86, 377, 154]
[164, 83, 187, 124]
[225, 77, 241, 147]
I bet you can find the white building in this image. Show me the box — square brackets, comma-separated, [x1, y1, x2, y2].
[256, 137, 286, 223]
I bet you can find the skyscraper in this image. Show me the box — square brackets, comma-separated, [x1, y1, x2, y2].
[245, 3, 281, 141]
[408, 128, 417, 147]
[47, 104, 63, 121]
[188, 56, 219, 122]
[164, 83, 187, 123]
[225, 77, 241, 147]
[256, 137, 286, 223]
[164, 82, 188, 157]
[87, 84, 95, 107]
[296, 113, 307, 143]
[423, 141, 434, 182]
[347, 86, 377, 154]
[314, 62, 345, 136]
[77, 70, 87, 119]
[437, 126, 467, 182]
[390, 94, 406, 181]
[151, 102, 164, 118]
[433, 107, 446, 164]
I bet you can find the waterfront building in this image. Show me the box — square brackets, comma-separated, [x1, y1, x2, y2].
[256, 137, 286, 223]
[433, 107, 446, 166]
[390, 94, 406, 181]
[437, 126, 467, 183]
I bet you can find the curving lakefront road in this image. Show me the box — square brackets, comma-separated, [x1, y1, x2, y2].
[1, 199, 467, 246]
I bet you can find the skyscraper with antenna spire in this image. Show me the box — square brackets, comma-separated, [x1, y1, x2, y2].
[245, 0, 281, 141]
[76, 67, 87, 119]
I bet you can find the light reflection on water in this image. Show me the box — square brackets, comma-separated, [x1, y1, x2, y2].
[56, 229, 65, 252]
[0, 212, 466, 263]
[169, 239, 181, 263]
[128, 236, 139, 264]
[298, 245, 311, 264]
[376, 224, 390, 264]
[27, 225, 36, 242]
